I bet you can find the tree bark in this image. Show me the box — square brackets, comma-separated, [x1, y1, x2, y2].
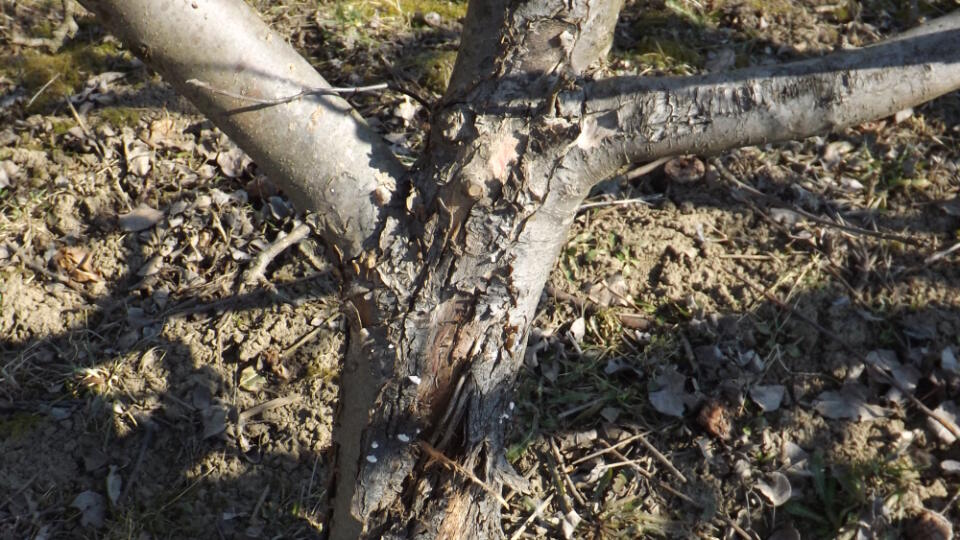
[77, 0, 402, 260]
[78, 0, 960, 538]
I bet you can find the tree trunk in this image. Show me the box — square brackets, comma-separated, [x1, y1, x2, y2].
[77, 0, 960, 537]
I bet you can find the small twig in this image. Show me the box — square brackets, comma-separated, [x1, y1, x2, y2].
[156, 468, 214, 514]
[545, 284, 654, 331]
[26, 73, 60, 109]
[604, 444, 694, 505]
[19, 257, 100, 302]
[711, 159, 921, 246]
[924, 241, 960, 264]
[578, 196, 660, 211]
[724, 267, 960, 441]
[557, 397, 604, 420]
[508, 492, 555, 540]
[238, 394, 300, 424]
[164, 271, 331, 319]
[242, 222, 312, 286]
[602, 443, 754, 540]
[717, 253, 775, 261]
[549, 437, 587, 507]
[65, 98, 105, 159]
[119, 420, 156, 505]
[571, 431, 645, 465]
[632, 430, 687, 483]
[282, 325, 325, 360]
[418, 441, 510, 509]
[249, 485, 270, 528]
[186, 78, 388, 106]
[622, 156, 671, 181]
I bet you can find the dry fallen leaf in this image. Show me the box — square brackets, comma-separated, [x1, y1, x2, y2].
[664, 156, 705, 183]
[119, 204, 164, 232]
[941, 347, 959, 375]
[53, 246, 102, 283]
[202, 402, 229, 439]
[561, 508, 581, 539]
[106, 465, 122, 505]
[648, 368, 688, 418]
[749, 384, 785, 412]
[239, 365, 267, 392]
[217, 146, 252, 178]
[928, 401, 959, 444]
[568, 316, 586, 344]
[813, 386, 890, 421]
[147, 117, 195, 152]
[261, 348, 290, 381]
[71, 491, 106, 528]
[756, 472, 792, 507]
[697, 399, 731, 439]
[941, 459, 960, 476]
[122, 132, 153, 177]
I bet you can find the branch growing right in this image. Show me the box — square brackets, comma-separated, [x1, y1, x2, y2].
[572, 11, 960, 182]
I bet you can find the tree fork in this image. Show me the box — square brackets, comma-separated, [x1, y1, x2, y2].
[78, 0, 960, 537]
[329, 2, 624, 536]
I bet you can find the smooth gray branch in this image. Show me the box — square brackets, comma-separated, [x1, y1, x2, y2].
[575, 11, 960, 181]
[77, 0, 404, 261]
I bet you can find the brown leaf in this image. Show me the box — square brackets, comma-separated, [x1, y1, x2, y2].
[664, 156, 705, 183]
[261, 348, 290, 381]
[217, 147, 252, 178]
[698, 399, 731, 439]
[53, 246, 102, 283]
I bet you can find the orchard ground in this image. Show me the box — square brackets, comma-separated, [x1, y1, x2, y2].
[1, 0, 959, 538]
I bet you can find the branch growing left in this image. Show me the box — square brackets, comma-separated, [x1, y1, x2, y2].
[77, 0, 406, 261]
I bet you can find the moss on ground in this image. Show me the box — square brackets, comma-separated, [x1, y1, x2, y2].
[0, 41, 122, 111]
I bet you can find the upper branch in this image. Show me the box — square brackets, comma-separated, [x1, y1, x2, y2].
[572, 11, 960, 182]
[78, 0, 405, 260]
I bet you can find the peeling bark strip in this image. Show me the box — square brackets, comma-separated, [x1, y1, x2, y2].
[80, 0, 960, 537]
[574, 11, 960, 179]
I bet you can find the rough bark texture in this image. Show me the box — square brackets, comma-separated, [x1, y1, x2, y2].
[330, 2, 623, 536]
[79, 0, 960, 538]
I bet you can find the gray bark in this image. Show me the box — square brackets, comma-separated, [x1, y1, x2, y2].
[77, 0, 960, 538]
[77, 0, 403, 261]
[574, 11, 960, 180]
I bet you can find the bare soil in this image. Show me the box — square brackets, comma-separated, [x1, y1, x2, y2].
[2, 0, 959, 538]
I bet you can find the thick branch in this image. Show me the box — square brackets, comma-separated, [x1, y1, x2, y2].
[573, 11, 960, 180]
[78, 0, 404, 260]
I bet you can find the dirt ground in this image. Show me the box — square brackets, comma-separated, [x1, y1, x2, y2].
[2, 0, 960, 538]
